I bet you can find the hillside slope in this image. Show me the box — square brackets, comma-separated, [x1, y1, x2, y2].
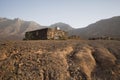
[69, 16, 120, 39]
[0, 18, 44, 40]
[0, 40, 120, 80]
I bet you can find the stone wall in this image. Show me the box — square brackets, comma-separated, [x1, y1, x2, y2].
[47, 28, 67, 40]
[24, 28, 67, 40]
[25, 28, 48, 40]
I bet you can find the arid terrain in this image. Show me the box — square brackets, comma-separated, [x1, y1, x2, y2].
[0, 40, 120, 80]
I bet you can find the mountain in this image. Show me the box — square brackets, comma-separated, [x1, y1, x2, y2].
[50, 22, 74, 31]
[1, 16, 120, 40]
[0, 18, 44, 40]
[0, 18, 74, 40]
[69, 16, 120, 39]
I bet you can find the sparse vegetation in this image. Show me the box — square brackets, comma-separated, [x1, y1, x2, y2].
[68, 35, 81, 40]
[89, 36, 120, 41]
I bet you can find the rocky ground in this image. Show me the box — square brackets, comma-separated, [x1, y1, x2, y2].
[0, 40, 120, 80]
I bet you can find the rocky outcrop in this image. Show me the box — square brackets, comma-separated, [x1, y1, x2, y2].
[0, 40, 120, 80]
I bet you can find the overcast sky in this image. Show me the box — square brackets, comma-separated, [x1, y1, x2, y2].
[0, 0, 120, 28]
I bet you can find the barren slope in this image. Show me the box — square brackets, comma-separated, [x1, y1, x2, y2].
[69, 16, 120, 39]
[0, 18, 44, 40]
[0, 40, 120, 80]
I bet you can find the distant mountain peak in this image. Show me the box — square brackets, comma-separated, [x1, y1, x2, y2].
[13, 18, 22, 22]
[50, 22, 74, 31]
[51, 22, 71, 26]
[53, 22, 68, 24]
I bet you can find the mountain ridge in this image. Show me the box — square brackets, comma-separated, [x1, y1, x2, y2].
[0, 16, 120, 40]
[69, 16, 120, 39]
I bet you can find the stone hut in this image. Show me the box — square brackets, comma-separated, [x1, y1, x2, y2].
[24, 27, 67, 40]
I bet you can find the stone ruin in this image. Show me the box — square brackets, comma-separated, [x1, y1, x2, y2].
[24, 27, 67, 40]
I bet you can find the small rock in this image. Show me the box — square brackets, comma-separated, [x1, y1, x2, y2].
[0, 53, 7, 61]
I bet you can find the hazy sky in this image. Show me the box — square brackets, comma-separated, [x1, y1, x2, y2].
[0, 0, 120, 28]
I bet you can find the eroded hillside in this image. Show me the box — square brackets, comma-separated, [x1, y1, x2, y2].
[0, 40, 120, 80]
